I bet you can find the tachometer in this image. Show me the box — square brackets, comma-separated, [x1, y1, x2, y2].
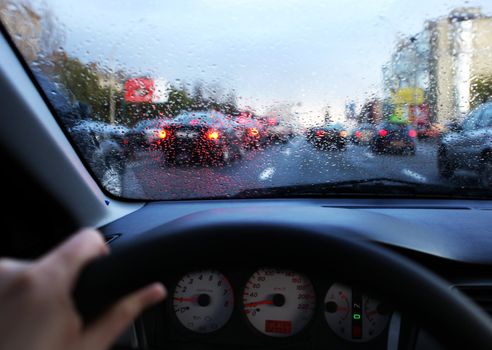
[324, 283, 390, 342]
[173, 270, 234, 333]
[243, 268, 316, 337]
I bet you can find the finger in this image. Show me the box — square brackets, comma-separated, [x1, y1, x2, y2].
[0, 258, 30, 289]
[82, 283, 166, 350]
[39, 228, 109, 287]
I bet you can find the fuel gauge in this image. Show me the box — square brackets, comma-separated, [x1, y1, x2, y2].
[324, 283, 390, 342]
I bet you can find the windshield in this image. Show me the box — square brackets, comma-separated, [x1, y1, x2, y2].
[2, 0, 492, 200]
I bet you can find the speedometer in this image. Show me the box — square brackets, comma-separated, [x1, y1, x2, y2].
[324, 283, 390, 342]
[173, 270, 234, 333]
[243, 268, 316, 337]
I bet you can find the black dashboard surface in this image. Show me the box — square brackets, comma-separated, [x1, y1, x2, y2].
[100, 198, 492, 350]
[102, 198, 492, 265]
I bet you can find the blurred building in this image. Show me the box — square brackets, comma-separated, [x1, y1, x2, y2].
[383, 7, 492, 124]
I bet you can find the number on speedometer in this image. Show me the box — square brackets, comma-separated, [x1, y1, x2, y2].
[243, 268, 316, 337]
[173, 270, 234, 333]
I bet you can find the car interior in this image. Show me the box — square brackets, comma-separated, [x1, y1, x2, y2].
[1, 2, 492, 350]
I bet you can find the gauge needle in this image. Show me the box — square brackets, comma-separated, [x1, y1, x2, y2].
[174, 297, 197, 303]
[244, 300, 274, 308]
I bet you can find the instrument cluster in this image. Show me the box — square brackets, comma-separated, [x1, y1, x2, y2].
[169, 268, 391, 344]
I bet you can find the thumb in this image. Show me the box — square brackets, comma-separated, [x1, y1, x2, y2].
[81, 282, 166, 350]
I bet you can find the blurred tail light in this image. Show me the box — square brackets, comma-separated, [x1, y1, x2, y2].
[355, 131, 362, 138]
[249, 127, 259, 136]
[159, 130, 168, 139]
[408, 129, 417, 138]
[339, 130, 348, 138]
[379, 129, 388, 137]
[207, 130, 220, 140]
[316, 130, 325, 137]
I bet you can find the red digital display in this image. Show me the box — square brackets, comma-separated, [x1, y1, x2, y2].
[265, 320, 292, 334]
[352, 324, 362, 338]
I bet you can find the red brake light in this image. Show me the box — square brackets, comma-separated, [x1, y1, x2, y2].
[379, 129, 388, 137]
[355, 131, 361, 138]
[207, 130, 220, 140]
[316, 130, 325, 137]
[408, 129, 417, 138]
[159, 130, 168, 139]
[249, 127, 259, 136]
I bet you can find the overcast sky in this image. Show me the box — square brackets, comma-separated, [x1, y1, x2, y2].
[29, 0, 492, 123]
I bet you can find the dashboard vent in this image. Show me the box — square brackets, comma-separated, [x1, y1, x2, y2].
[104, 233, 121, 245]
[456, 285, 492, 318]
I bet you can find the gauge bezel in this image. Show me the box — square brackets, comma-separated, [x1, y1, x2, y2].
[170, 269, 235, 336]
[241, 267, 318, 339]
[323, 282, 392, 343]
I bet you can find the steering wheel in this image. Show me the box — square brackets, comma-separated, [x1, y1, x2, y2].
[74, 221, 492, 349]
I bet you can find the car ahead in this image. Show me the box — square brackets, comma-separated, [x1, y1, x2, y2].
[307, 123, 349, 150]
[438, 101, 492, 186]
[351, 123, 377, 145]
[67, 120, 129, 195]
[125, 118, 171, 155]
[261, 116, 294, 143]
[415, 121, 442, 140]
[69, 120, 129, 173]
[370, 122, 417, 155]
[33, 70, 128, 194]
[234, 116, 267, 149]
[158, 111, 244, 165]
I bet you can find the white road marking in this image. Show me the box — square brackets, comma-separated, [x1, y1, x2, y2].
[282, 148, 292, 156]
[259, 167, 275, 181]
[402, 169, 427, 183]
[364, 151, 375, 159]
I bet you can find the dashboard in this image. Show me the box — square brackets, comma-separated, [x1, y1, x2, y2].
[145, 267, 392, 349]
[102, 198, 492, 349]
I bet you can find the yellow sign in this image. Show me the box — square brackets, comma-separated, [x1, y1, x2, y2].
[392, 88, 425, 105]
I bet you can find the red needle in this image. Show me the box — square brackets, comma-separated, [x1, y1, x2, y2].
[244, 300, 274, 308]
[174, 297, 197, 303]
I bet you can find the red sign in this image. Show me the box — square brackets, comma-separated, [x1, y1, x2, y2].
[124, 78, 154, 103]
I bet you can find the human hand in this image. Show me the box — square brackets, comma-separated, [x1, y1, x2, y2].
[0, 228, 166, 350]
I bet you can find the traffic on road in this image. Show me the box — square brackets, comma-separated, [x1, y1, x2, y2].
[2, 1, 492, 201]
[64, 106, 488, 200]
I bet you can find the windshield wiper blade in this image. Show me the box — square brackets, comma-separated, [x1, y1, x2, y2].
[234, 177, 489, 199]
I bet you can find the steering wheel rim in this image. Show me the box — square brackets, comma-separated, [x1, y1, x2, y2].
[74, 221, 492, 349]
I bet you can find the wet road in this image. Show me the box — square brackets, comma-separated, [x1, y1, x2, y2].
[115, 137, 445, 200]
